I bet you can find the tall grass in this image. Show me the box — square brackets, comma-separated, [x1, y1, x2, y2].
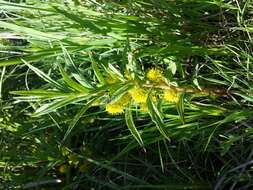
[1, 0, 253, 189]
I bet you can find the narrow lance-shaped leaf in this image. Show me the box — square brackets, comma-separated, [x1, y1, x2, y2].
[32, 94, 89, 117]
[0, 66, 6, 98]
[0, 21, 64, 40]
[147, 96, 170, 141]
[61, 45, 94, 89]
[84, 157, 150, 185]
[204, 110, 253, 151]
[0, 46, 86, 67]
[108, 63, 125, 81]
[0, 49, 60, 67]
[62, 97, 99, 143]
[158, 141, 164, 172]
[23, 60, 67, 91]
[125, 104, 145, 148]
[11, 89, 73, 98]
[176, 92, 185, 124]
[89, 52, 106, 85]
[0, 1, 55, 12]
[110, 83, 132, 104]
[59, 64, 89, 93]
[52, 6, 105, 33]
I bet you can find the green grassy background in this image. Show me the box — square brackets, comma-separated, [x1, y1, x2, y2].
[1, 0, 253, 189]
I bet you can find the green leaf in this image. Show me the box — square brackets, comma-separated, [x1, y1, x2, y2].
[176, 92, 185, 124]
[0, 1, 54, 12]
[125, 105, 145, 148]
[53, 6, 105, 33]
[233, 92, 253, 103]
[0, 21, 64, 40]
[32, 94, 88, 117]
[110, 83, 132, 104]
[62, 97, 98, 143]
[157, 141, 164, 172]
[59, 65, 89, 93]
[164, 58, 177, 75]
[11, 90, 71, 98]
[108, 63, 125, 81]
[147, 96, 170, 141]
[0, 48, 62, 67]
[89, 52, 106, 85]
[61, 45, 94, 89]
[84, 157, 150, 185]
[23, 60, 66, 91]
[0, 66, 6, 98]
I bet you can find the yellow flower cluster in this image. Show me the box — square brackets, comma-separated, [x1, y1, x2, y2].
[147, 68, 164, 83]
[128, 87, 148, 103]
[163, 89, 180, 103]
[106, 103, 124, 115]
[105, 94, 130, 115]
[106, 87, 149, 115]
[104, 67, 182, 115]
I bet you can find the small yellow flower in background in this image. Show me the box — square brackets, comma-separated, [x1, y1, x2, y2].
[105, 94, 130, 115]
[128, 87, 148, 103]
[106, 103, 124, 115]
[81, 117, 96, 124]
[163, 89, 180, 103]
[59, 164, 68, 174]
[88, 117, 95, 124]
[147, 68, 164, 83]
[61, 146, 71, 156]
[68, 154, 79, 166]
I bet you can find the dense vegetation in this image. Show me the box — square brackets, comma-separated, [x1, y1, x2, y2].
[1, 0, 253, 189]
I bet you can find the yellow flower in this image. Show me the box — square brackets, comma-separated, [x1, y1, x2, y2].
[163, 89, 180, 103]
[81, 117, 96, 124]
[128, 87, 148, 103]
[59, 164, 68, 174]
[147, 68, 164, 83]
[106, 103, 124, 115]
[61, 146, 70, 156]
[105, 94, 131, 115]
[68, 154, 79, 166]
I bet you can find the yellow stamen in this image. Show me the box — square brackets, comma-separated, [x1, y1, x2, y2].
[163, 89, 180, 103]
[106, 103, 124, 115]
[147, 68, 164, 83]
[128, 87, 148, 103]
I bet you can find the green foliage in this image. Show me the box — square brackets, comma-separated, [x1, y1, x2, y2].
[1, 0, 253, 189]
